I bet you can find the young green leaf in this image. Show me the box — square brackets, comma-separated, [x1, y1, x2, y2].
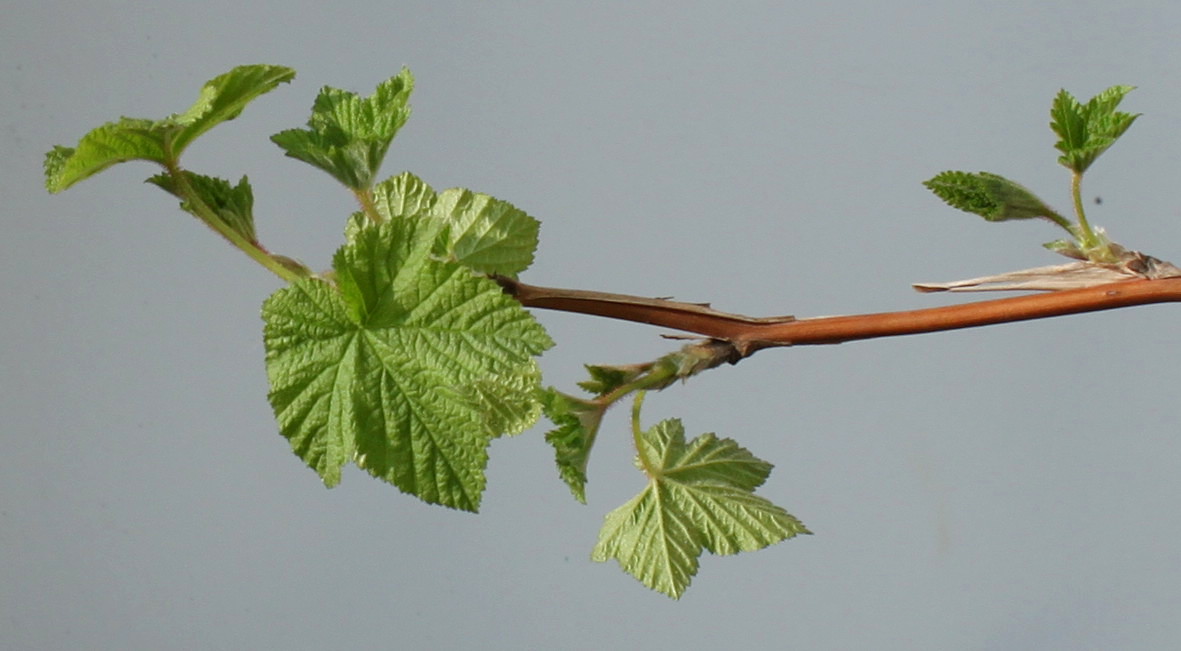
[434, 188, 540, 277]
[270, 69, 413, 190]
[45, 120, 167, 192]
[147, 172, 257, 243]
[1050, 85, 1139, 174]
[592, 418, 809, 599]
[262, 216, 553, 511]
[923, 171, 1069, 228]
[165, 64, 298, 156]
[45, 65, 295, 193]
[577, 363, 644, 396]
[541, 389, 607, 504]
[370, 171, 438, 221]
[361, 172, 541, 277]
[543, 342, 747, 504]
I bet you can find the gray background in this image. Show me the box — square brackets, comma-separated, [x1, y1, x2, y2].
[5, 2, 1181, 649]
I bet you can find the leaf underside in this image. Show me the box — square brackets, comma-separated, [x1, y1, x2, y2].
[592, 418, 809, 598]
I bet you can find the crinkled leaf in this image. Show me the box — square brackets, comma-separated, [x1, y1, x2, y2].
[592, 418, 809, 599]
[923, 171, 1063, 223]
[1050, 85, 1139, 174]
[270, 69, 413, 190]
[541, 389, 607, 504]
[463, 367, 545, 439]
[372, 171, 438, 220]
[344, 171, 437, 242]
[262, 217, 553, 511]
[261, 279, 360, 488]
[432, 188, 540, 277]
[147, 172, 257, 242]
[342, 211, 372, 246]
[363, 172, 540, 276]
[45, 65, 294, 193]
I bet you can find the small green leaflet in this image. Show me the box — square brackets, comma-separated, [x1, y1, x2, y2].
[541, 362, 650, 504]
[923, 171, 1067, 225]
[271, 69, 413, 190]
[577, 363, 644, 395]
[1050, 85, 1139, 174]
[262, 216, 553, 511]
[45, 65, 295, 192]
[351, 172, 541, 278]
[541, 389, 606, 504]
[147, 172, 257, 243]
[593, 418, 809, 599]
[540, 363, 645, 503]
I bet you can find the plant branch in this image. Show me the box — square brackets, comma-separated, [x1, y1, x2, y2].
[495, 277, 795, 335]
[500, 276, 1181, 356]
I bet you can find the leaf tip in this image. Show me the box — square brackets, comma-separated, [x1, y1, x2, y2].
[43, 145, 74, 193]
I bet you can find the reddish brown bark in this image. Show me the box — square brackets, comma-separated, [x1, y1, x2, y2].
[498, 277, 1181, 357]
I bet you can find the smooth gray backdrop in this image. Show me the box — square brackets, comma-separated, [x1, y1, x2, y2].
[5, 2, 1181, 649]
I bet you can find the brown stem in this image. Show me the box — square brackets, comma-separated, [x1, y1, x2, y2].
[498, 276, 1181, 357]
[496, 277, 794, 332]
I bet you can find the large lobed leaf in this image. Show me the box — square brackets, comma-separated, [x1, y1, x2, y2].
[270, 69, 413, 190]
[45, 65, 294, 192]
[593, 418, 809, 599]
[262, 216, 553, 511]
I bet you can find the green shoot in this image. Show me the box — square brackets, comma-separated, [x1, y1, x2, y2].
[925, 85, 1139, 265]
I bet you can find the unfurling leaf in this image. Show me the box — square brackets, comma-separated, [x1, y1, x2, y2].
[271, 69, 413, 190]
[1050, 85, 1139, 174]
[577, 363, 645, 396]
[147, 172, 257, 243]
[45, 65, 295, 193]
[262, 216, 553, 511]
[541, 389, 607, 504]
[592, 418, 809, 599]
[923, 171, 1066, 226]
